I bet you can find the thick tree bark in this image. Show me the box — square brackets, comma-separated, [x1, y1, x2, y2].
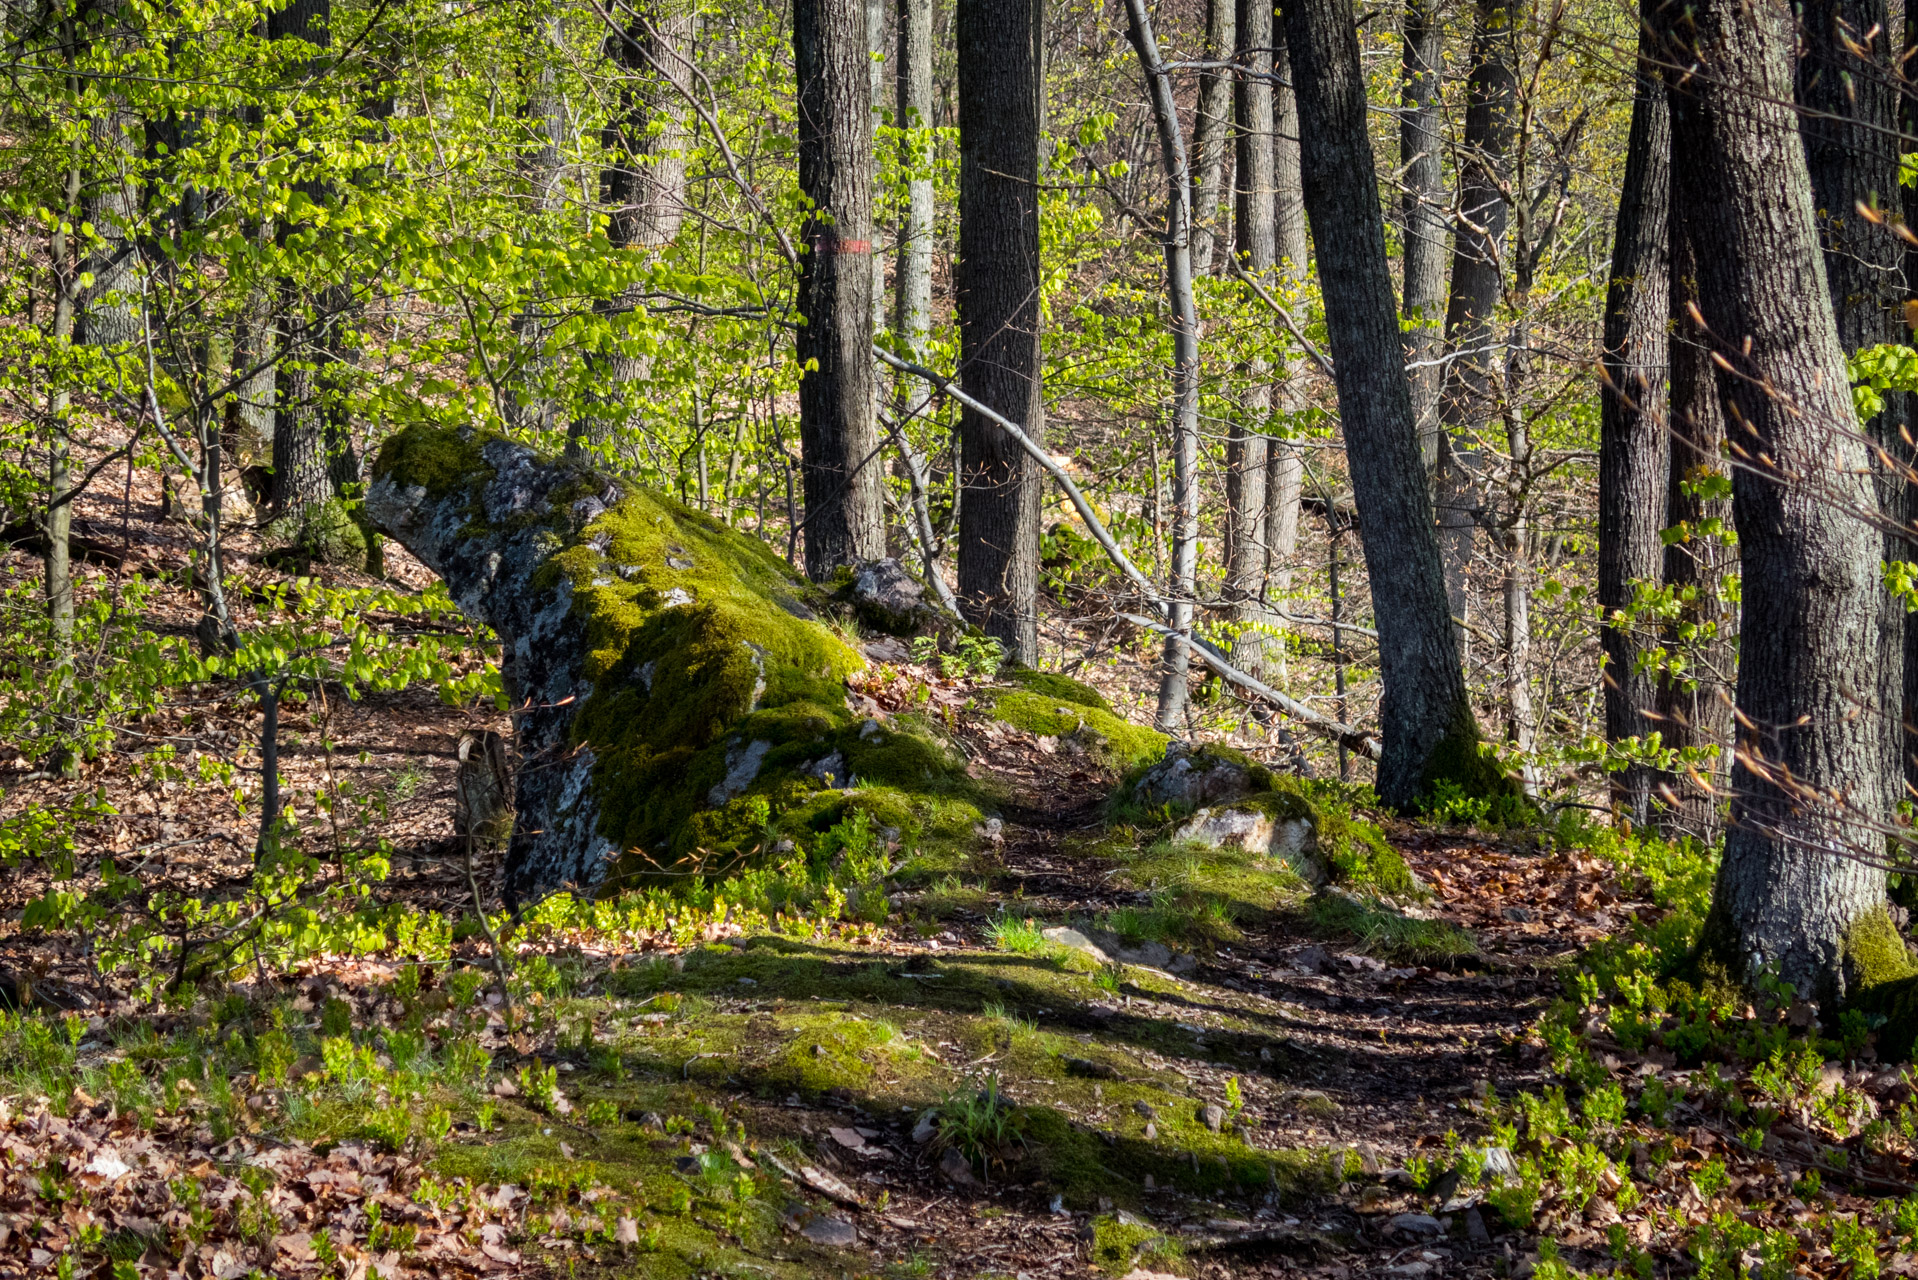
[1399, 0, 1445, 466]
[955, 0, 1044, 661]
[1658, 205, 1733, 843]
[1124, 0, 1202, 731]
[1905, 6, 1918, 798]
[267, 0, 342, 522]
[1661, 0, 1894, 1004]
[1224, 0, 1273, 675]
[1797, 0, 1905, 823]
[1433, 0, 1516, 653]
[1279, 0, 1486, 807]
[1597, 26, 1670, 831]
[1189, 0, 1234, 275]
[795, 0, 886, 578]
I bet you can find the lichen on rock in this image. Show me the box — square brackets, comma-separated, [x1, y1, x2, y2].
[367, 424, 976, 903]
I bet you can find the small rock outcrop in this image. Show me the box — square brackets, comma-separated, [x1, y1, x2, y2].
[1127, 742, 1259, 812]
[367, 425, 974, 904]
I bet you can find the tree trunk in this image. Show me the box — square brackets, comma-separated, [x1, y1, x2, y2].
[1271, 28, 1307, 277]
[590, 0, 695, 450]
[46, 149, 81, 657]
[795, 0, 886, 578]
[76, 108, 141, 351]
[1657, 204, 1733, 843]
[1124, 0, 1202, 732]
[1905, 4, 1918, 799]
[1279, 0, 1488, 808]
[267, 0, 342, 526]
[1399, 0, 1445, 467]
[1797, 0, 1904, 828]
[1264, 26, 1306, 660]
[508, 3, 569, 437]
[1597, 24, 1670, 831]
[955, 0, 1044, 661]
[892, 0, 935, 400]
[1661, 0, 1894, 1004]
[1225, 0, 1273, 675]
[1189, 0, 1235, 275]
[1433, 0, 1516, 655]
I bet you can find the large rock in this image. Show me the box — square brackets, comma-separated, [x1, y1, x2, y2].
[367, 425, 972, 903]
[1127, 742, 1257, 812]
[1173, 797, 1321, 881]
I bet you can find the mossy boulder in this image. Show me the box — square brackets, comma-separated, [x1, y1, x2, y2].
[1843, 908, 1918, 1060]
[1122, 742, 1273, 818]
[985, 672, 1165, 768]
[1167, 772, 1420, 899]
[367, 424, 976, 903]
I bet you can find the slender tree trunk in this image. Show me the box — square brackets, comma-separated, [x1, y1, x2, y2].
[1597, 24, 1670, 831]
[589, 0, 695, 450]
[955, 0, 1044, 660]
[1797, 0, 1905, 828]
[47, 137, 81, 658]
[509, 2, 569, 436]
[795, 0, 886, 578]
[1399, 0, 1446, 467]
[1280, 0, 1488, 807]
[1225, 0, 1273, 675]
[1271, 27, 1307, 277]
[1264, 26, 1306, 654]
[1661, 0, 1895, 1004]
[1658, 204, 1733, 843]
[893, 0, 935, 392]
[1124, 0, 1202, 731]
[1433, 0, 1516, 656]
[1189, 0, 1234, 275]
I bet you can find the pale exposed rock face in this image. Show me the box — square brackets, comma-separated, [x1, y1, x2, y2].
[1172, 804, 1322, 883]
[367, 426, 892, 905]
[1128, 742, 1256, 811]
[368, 433, 620, 904]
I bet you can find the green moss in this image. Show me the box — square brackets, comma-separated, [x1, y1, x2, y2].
[543, 482, 987, 874]
[261, 498, 369, 569]
[1317, 807, 1419, 898]
[1415, 720, 1531, 819]
[1086, 1213, 1181, 1275]
[989, 689, 1167, 769]
[1843, 909, 1918, 1060]
[371, 421, 492, 501]
[1004, 667, 1112, 713]
[1843, 907, 1918, 987]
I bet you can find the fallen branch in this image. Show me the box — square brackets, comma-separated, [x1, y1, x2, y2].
[875, 343, 1380, 760]
[1119, 612, 1380, 760]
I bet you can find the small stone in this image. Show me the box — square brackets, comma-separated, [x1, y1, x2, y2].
[912, 1113, 938, 1145]
[1359, 1186, 1393, 1211]
[1042, 927, 1111, 963]
[1500, 905, 1535, 924]
[799, 1216, 858, 1246]
[938, 1146, 982, 1188]
[1387, 1212, 1444, 1239]
[1144, 1122, 1157, 1140]
[1132, 1101, 1158, 1119]
[1465, 1206, 1491, 1247]
[1143, 1174, 1155, 1190]
[1201, 1103, 1226, 1133]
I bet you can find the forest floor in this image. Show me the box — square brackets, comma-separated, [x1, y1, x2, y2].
[3, 451, 1918, 1279]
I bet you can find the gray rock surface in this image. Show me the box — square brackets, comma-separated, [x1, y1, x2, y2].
[1129, 743, 1254, 811]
